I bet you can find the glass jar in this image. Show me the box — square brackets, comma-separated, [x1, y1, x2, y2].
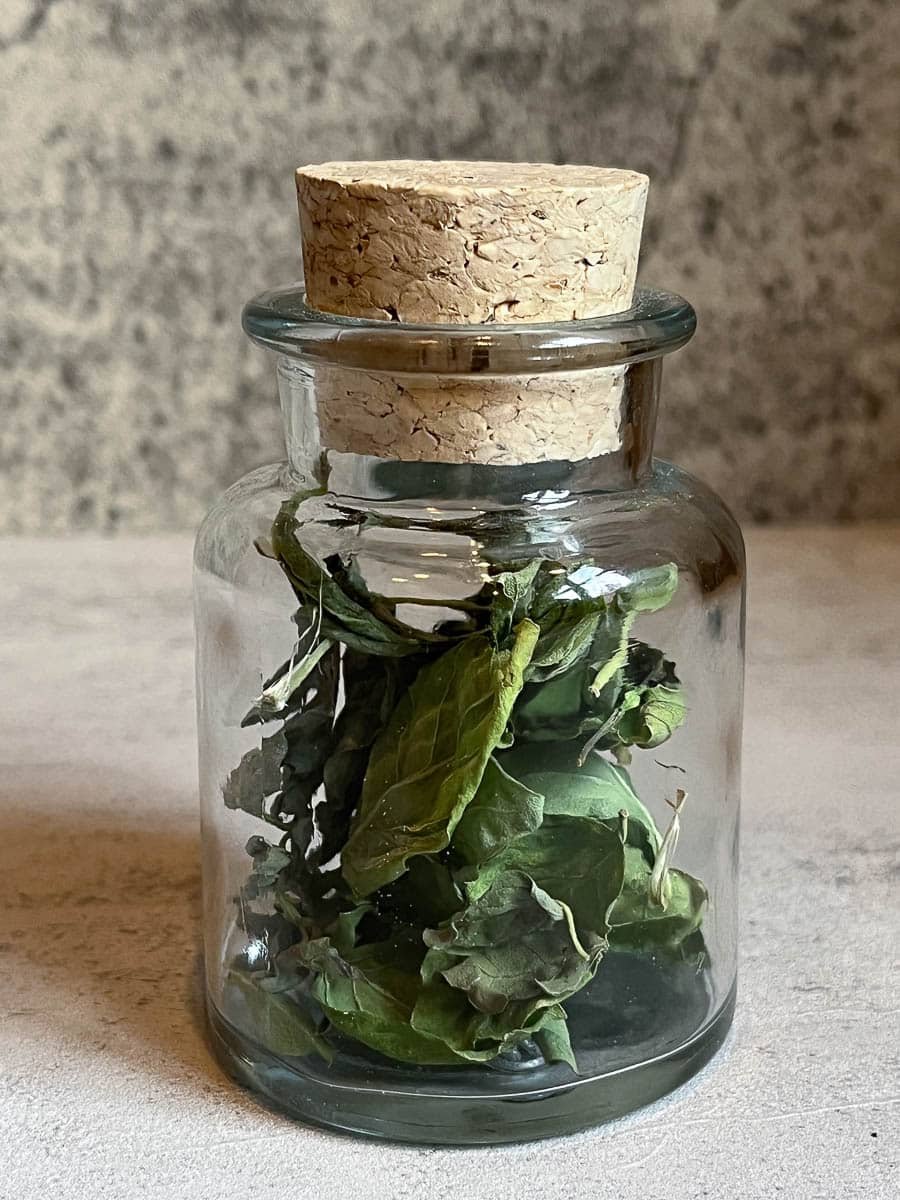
[194, 283, 744, 1144]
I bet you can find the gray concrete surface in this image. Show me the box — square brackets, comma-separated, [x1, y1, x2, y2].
[1, 527, 897, 1198]
[2, 1, 899, 532]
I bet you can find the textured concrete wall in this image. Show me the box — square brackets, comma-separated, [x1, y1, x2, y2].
[2, 0, 898, 531]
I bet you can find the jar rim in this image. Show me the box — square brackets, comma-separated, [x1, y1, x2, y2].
[242, 284, 695, 375]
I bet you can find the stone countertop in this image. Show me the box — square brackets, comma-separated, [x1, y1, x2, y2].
[0, 528, 897, 1199]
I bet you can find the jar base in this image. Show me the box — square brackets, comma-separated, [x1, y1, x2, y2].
[205, 954, 736, 1145]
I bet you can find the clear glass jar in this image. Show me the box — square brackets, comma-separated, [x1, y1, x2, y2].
[194, 284, 744, 1144]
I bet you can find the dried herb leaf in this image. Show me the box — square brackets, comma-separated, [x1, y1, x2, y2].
[534, 1009, 577, 1071]
[498, 741, 662, 859]
[462, 814, 625, 945]
[410, 972, 573, 1064]
[223, 730, 286, 819]
[341, 620, 539, 897]
[242, 837, 293, 901]
[489, 559, 544, 639]
[293, 935, 465, 1064]
[241, 639, 334, 725]
[325, 903, 374, 955]
[272, 498, 438, 657]
[228, 970, 332, 1062]
[314, 653, 413, 867]
[451, 756, 545, 865]
[610, 847, 708, 951]
[526, 607, 601, 684]
[614, 645, 686, 748]
[223, 515, 706, 1072]
[379, 855, 464, 928]
[422, 871, 596, 1015]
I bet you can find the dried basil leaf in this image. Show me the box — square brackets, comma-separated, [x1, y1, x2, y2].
[410, 971, 574, 1065]
[488, 559, 543, 640]
[223, 509, 705, 1071]
[462, 814, 625, 946]
[292, 935, 465, 1065]
[526, 607, 601, 684]
[223, 730, 286, 819]
[313, 653, 414, 867]
[378, 855, 464, 929]
[451, 756, 545, 865]
[498, 741, 662, 859]
[341, 620, 539, 897]
[609, 847, 708, 951]
[228, 969, 332, 1062]
[422, 871, 596, 1015]
[272, 497, 440, 657]
[242, 837, 293, 901]
[534, 1010, 577, 1071]
[241, 639, 334, 725]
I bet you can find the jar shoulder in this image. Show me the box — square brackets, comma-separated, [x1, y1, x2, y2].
[194, 457, 745, 593]
[556, 461, 745, 590]
[194, 461, 294, 583]
[646, 460, 745, 568]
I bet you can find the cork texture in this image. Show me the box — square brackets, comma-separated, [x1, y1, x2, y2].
[296, 161, 647, 323]
[315, 366, 626, 464]
[294, 160, 642, 463]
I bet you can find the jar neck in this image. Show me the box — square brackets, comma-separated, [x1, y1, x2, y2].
[277, 355, 662, 503]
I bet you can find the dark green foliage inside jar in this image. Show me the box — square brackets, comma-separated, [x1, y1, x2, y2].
[222, 489, 706, 1071]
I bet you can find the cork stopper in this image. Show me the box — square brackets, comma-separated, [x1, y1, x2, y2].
[293, 160, 649, 465]
[295, 160, 648, 324]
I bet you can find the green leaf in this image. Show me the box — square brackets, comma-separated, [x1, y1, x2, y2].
[514, 640, 685, 753]
[412, 815, 625, 1066]
[341, 620, 540, 896]
[587, 607, 634, 697]
[512, 658, 586, 739]
[619, 685, 685, 748]
[313, 653, 413, 867]
[223, 537, 703, 1072]
[489, 560, 543, 639]
[242, 837, 293, 900]
[228, 969, 332, 1061]
[521, 561, 675, 687]
[462, 814, 625, 945]
[534, 1009, 577, 1071]
[293, 935, 466, 1064]
[526, 605, 601, 683]
[410, 971, 573, 1064]
[270, 703, 336, 854]
[379, 855, 464, 928]
[498, 741, 662, 858]
[609, 847, 708, 951]
[272, 497, 427, 657]
[223, 730, 286, 818]
[241, 639, 334, 725]
[325, 903, 374, 955]
[613, 562, 679, 613]
[422, 871, 596, 1015]
[451, 756, 545, 864]
[512, 562, 682, 749]
[281, 706, 334, 778]
[271, 865, 351, 941]
[496, 559, 544, 612]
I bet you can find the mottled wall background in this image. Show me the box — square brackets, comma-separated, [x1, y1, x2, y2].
[2, 0, 898, 531]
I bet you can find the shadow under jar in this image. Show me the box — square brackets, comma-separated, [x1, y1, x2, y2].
[194, 284, 745, 1144]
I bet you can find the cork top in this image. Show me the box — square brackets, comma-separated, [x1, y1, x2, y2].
[297, 159, 646, 195]
[296, 160, 648, 324]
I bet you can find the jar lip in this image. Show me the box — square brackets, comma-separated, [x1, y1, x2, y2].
[242, 283, 695, 375]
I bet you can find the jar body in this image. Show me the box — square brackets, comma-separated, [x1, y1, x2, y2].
[194, 449, 744, 1144]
